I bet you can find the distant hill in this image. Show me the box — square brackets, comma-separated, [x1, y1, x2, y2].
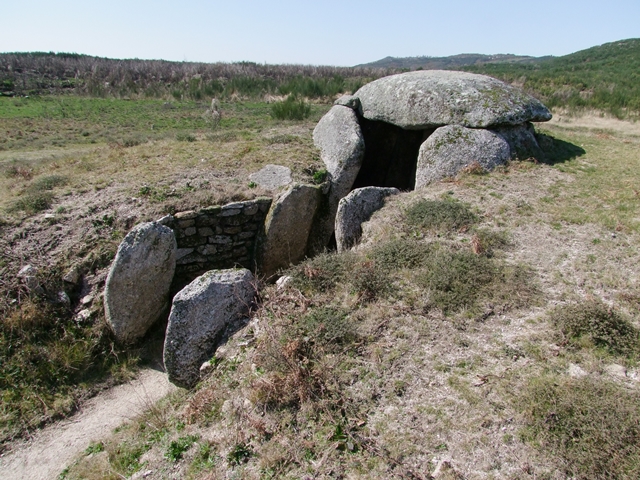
[463, 38, 640, 117]
[358, 39, 640, 118]
[356, 53, 549, 70]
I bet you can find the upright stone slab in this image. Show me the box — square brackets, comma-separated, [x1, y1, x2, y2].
[492, 122, 546, 161]
[163, 269, 256, 388]
[312, 105, 365, 251]
[258, 184, 322, 279]
[415, 125, 511, 189]
[354, 70, 552, 129]
[335, 187, 399, 252]
[105, 222, 176, 343]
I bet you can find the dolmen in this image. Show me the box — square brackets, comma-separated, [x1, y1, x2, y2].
[313, 70, 551, 247]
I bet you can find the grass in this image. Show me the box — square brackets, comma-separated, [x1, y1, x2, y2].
[404, 197, 478, 232]
[2, 88, 640, 478]
[0, 296, 137, 445]
[58, 115, 640, 477]
[270, 95, 311, 120]
[549, 300, 639, 357]
[517, 375, 640, 479]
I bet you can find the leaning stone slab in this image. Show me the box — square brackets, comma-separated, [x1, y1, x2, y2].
[258, 184, 323, 279]
[105, 222, 176, 343]
[354, 70, 552, 129]
[248, 164, 292, 190]
[163, 268, 256, 388]
[415, 125, 511, 189]
[335, 187, 399, 252]
[312, 105, 365, 250]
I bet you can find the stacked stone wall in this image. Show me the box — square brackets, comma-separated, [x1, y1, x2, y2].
[168, 198, 272, 288]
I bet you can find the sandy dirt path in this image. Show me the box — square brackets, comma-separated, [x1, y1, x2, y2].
[0, 368, 176, 480]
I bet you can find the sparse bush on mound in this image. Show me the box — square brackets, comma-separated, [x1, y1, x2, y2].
[368, 237, 433, 270]
[517, 376, 640, 479]
[549, 300, 639, 356]
[270, 95, 311, 120]
[289, 251, 356, 294]
[405, 197, 477, 232]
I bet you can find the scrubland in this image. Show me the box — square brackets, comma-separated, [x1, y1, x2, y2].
[1, 64, 640, 478]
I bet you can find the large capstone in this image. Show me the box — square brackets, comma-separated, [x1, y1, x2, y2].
[354, 70, 552, 129]
[105, 222, 176, 343]
[257, 184, 323, 279]
[163, 268, 256, 389]
[335, 187, 399, 252]
[415, 125, 511, 188]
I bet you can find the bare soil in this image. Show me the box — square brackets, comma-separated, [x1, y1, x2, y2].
[0, 368, 176, 480]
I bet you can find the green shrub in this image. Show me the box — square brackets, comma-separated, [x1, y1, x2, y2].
[417, 249, 495, 313]
[165, 435, 199, 462]
[312, 168, 327, 184]
[299, 306, 355, 350]
[31, 174, 68, 191]
[270, 95, 311, 120]
[289, 252, 355, 294]
[517, 376, 640, 479]
[549, 300, 639, 356]
[368, 238, 432, 270]
[11, 191, 54, 213]
[405, 198, 477, 232]
[227, 442, 253, 465]
[350, 261, 392, 303]
[176, 132, 196, 142]
[416, 247, 536, 314]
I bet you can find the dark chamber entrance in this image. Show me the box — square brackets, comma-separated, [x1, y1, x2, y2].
[352, 117, 432, 191]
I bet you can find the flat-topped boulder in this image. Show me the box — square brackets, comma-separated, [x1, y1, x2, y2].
[354, 70, 552, 129]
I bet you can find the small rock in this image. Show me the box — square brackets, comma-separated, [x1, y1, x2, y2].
[248, 164, 292, 190]
[75, 309, 92, 323]
[80, 294, 94, 305]
[568, 363, 587, 378]
[200, 360, 215, 376]
[276, 275, 293, 289]
[63, 265, 82, 285]
[18, 265, 40, 291]
[55, 290, 71, 306]
[605, 363, 627, 378]
[156, 214, 174, 226]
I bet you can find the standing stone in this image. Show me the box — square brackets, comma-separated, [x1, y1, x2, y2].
[335, 187, 399, 252]
[492, 122, 546, 161]
[415, 125, 511, 189]
[354, 70, 552, 129]
[312, 105, 365, 251]
[163, 269, 256, 388]
[104, 222, 176, 343]
[258, 184, 323, 279]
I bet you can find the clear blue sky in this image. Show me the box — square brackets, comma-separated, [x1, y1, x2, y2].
[1, 0, 638, 66]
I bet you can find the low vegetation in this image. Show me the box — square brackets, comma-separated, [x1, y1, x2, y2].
[465, 38, 640, 118]
[2, 46, 640, 478]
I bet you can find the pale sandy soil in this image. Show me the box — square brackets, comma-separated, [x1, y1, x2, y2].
[545, 112, 640, 136]
[0, 368, 176, 480]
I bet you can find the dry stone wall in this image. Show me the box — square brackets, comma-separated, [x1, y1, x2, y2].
[167, 198, 272, 288]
